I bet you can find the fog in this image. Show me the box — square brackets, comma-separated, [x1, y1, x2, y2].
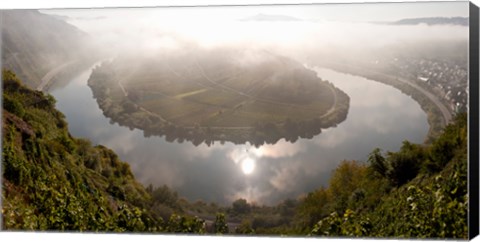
[42, 3, 468, 205]
[43, 3, 468, 68]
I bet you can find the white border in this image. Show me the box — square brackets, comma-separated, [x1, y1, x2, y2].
[0, 1, 479, 242]
[0, 0, 475, 9]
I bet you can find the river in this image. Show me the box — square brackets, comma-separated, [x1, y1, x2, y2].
[50, 64, 428, 205]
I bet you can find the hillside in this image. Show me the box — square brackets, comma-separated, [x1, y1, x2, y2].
[390, 17, 468, 26]
[1, 10, 96, 90]
[304, 113, 468, 238]
[1, 69, 469, 238]
[1, 70, 208, 232]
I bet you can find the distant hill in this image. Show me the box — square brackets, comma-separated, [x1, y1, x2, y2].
[390, 17, 468, 26]
[241, 13, 302, 22]
[1, 10, 95, 89]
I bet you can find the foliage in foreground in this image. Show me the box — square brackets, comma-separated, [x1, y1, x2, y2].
[306, 113, 468, 239]
[1, 70, 205, 233]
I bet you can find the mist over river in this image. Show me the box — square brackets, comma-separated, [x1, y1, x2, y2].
[42, 3, 467, 204]
[50, 64, 428, 205]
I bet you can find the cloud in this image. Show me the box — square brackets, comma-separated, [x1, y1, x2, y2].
[269, 162, 302, 192]
[50, 7, 467, 64]
[251, 139, 305, 159]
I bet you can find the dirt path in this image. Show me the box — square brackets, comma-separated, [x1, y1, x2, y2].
[116, 81, 170, 123]
[318, 82, 338, 119]
[113, 59, 341, 130]
[193, 58, 336, 112]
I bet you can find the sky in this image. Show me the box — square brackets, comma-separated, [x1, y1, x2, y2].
[38, 1, 469, 23]
[0, 0, 472, 22]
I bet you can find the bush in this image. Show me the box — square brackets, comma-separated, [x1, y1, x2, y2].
[2, 69, 23, 92]
[367, 148, 388, 178]
[165, 214, 205, 234]
[231, 198, 251, 215]
[107, 184, 126, 200]
[3, 95, 25, 118]
[310, 209, 371, 237]
[213, 213, 229, 234]
[386, 141, 425, 187]
[426, 113, 467, 172]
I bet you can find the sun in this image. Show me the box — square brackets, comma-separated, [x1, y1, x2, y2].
[241, 158, 256, 175]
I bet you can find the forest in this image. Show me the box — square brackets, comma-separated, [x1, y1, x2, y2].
[2, 69, 468, 238]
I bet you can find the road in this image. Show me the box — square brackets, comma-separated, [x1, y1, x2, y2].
[37, 60, 76, 91]
[319, 61, 453, 126]
[186, 210, 240, 233]
[192, 58, 337, 112]
[318, 81, 338, 119]
[394, 75, 452, 125]
[116, 81, 170, 123]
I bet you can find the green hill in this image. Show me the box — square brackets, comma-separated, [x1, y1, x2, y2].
[2, 70, 158, 231]
[1, 70, 208, 232]
[303, 113, 468, 239]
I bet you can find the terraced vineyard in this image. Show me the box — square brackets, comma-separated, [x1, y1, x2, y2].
[88, 49, 349, 146]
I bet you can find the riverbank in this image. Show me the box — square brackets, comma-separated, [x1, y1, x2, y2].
[314, 61, 452, 142]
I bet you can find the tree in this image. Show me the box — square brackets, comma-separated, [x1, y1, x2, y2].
[165, 214, 205, 234]
[387, 153, 415, 186]
[278, 199, 297, 218]
[3, 95, 25, 118]
[367, 148, 388, 178]
[121, 100, 137, 112]
[425, 112, 467, 173]
[213, 213, 229, 234]
[232, 198, 251, 215]
[328, 160, 367, 213]
[151, 185, 179, 209]
[235, 219, 255, 234]
[310, 209, 372, 237]
[386, 141, 425, 186]
[297, 188, 331, 229]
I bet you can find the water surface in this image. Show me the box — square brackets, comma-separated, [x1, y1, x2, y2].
[51, 65, 428, 205]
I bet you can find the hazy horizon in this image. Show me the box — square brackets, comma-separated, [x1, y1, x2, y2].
[41, 1, 468, 22]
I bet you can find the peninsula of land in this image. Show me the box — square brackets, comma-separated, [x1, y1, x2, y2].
[88, 49, 350, 146]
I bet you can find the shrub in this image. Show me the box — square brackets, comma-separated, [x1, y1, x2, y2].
[3, 95, 25, 118]
[213, 213, 229, 234]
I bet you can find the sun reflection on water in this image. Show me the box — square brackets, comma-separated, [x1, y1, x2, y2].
[241, 157, 256, 175]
